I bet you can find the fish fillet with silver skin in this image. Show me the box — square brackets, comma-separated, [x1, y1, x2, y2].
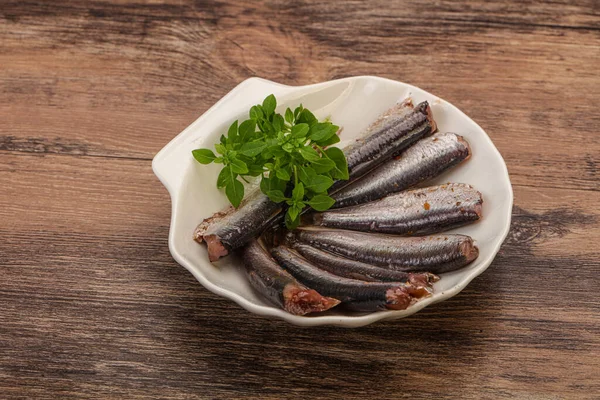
[290, 229, 479, 274]
[291, 242, 439, 285]
[305, 183, 483, 235]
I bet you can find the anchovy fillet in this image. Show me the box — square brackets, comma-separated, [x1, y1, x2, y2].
[307, 183, 482, 235]
[291, 230, 479, 273]
[271, 246, 431, 311]
[332, 132, 471, 208]
[241, 240, 340, 315]
[292, 242, 439, 286]
[195, 190, 282, 261]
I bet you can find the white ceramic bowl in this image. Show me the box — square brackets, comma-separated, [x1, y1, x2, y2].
[153, 76, 513, 327]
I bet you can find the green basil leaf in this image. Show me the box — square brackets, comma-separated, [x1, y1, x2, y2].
[285, 108, 294, 124]
[249, 105, 263, 120]
[260, 176, 285, 195]
[298, 165, 317, 185]
[291, 123, 309, 138]
[262, 94, 276, 117]
[217, 165, 232, 188]
[261, 139, 277, 159]
[225, 179, 244, 208]
[239, 141, 267, 157]
[266, 190, 287, 203]
[272, 114, 284, 132]
[285, 210, 300, 229]
[238, 119, 256, 142]
[265, 145, 285, 159]
[304, 174, 333, 193]
[298, 146, 320, 162]
[292, 182, 304, 202]
[308, 123, 335, 142]
[247, 163, 265, 177]
[316, 133, 341, 147]
[264, 138, 278, 147]
[258, 119, 274, 136]
[297, 109, 317, 126]
[192, 149, 216, 164]
[214, 144, 227, 155]
[311, 157, 336, 173]
[276, 167, 291, 181]
[235, 153, 252, 163]
[273, 174, 288, 192]
[282, 143, 295, 153]
[228, 120, 238, 142]
[308, 194, 335, 211]
[230, 158, 249, 174]
[220, 134, 227, 145]
[259, 177, 269, 194]
[325, 147, 349, 180]
[287, 204, 300, 223]
[294, 105, 304, 119]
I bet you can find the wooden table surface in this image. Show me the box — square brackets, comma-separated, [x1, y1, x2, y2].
[2, 1, 599, 398]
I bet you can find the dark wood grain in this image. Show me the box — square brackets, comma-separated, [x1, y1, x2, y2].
[1, 1, 599, 399]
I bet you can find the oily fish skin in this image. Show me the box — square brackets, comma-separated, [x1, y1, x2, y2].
[292, 229, 479, 274]
[292, 242, 439, 286]
[307, 183, 482, 235]
[195, 190, 282, 261]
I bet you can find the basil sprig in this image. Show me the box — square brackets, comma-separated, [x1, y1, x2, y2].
[192, 94, 348, 229]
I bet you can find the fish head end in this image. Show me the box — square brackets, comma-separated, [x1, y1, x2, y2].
[474, 200, 483, 219]
[193, 224, 207, 244]
[385, 287, 412, 310]
[421, 101, 437, 134]
[406, 283, 433, 299]
[461, 239, 480, 264]
[205, 235, 229, 262]
[408, 272, 440, 288]
[283, 285, 340, 316]
[456, 134, 472, 160]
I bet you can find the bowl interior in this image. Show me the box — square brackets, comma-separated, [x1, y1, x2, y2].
[156, 77, 512, 327]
